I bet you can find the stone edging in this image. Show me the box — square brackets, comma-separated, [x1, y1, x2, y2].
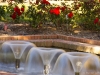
[0, 34, 100, 54]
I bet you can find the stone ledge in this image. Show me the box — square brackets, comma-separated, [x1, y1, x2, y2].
[0, 34, 100, 45]
[0, 35, 100, 55]
[31, 39, 100, 54]
[57, 34, 100, 46]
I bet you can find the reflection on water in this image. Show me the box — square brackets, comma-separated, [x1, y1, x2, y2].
[81, 72, 100, 75]
[0, 62, 25, 73]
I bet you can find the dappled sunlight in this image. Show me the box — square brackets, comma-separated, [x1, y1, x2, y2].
[23, 36, 30, 40]
[12, 36, 19, 40]
[91, 46, 100, 54]
[73, 30, 81, 34]
[84, 47, 92, 53]
[83, 45, 100, 54]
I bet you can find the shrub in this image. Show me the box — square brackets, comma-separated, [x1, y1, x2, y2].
[1, 0, 100, 31]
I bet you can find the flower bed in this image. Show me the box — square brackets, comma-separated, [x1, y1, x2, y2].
[0, 0, 100, 31]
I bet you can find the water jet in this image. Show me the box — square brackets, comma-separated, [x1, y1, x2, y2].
[0, 35, 100, 75]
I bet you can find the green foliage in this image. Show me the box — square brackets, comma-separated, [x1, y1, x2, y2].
[0, 5, 6, 21]
[1, 0, 100, 31]
[73, 0, 100, 31]
[26, 4, 45, 27]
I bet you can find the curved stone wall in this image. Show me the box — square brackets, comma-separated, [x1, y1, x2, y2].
[0, 34, 100, 55]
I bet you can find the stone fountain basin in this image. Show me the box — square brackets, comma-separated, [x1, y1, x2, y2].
[0, 39, 99, 75]
[0, 41, 36, 62]
[0, 47, 99, 75]
[66, 52, 100, 73]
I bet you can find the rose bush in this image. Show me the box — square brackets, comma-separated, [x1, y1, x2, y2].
[1, 0, 100, 31]
[25, 0, 74, 28]
[73, 0, 100, 30]
[10, 5, 25, 23]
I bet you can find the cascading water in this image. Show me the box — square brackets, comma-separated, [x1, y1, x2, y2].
[53, 53, 100, 75]
[53, 53, 74, 75]
[1, 41, 36, 72]
[24, 47, 65, 75]
[81, 54, 100, 75]
[66, 52, 92, 75]
[0, 41, 100, 75]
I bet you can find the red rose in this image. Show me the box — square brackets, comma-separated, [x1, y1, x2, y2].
[50, 7, 60, 15]
[53, 8, 60, 15]
[14, 6, 20, 13]
[94, 18, 99, 24]
[41, 0, 50, 5]
[50, 9, 54, 14]
[68, 12, 73, 18]
[17, 11, 22, 16]
[10, 12, 16, 19]
[56, 7, 60, 9]
[21, 7, 24, 12]
[61, 6, 66, 11]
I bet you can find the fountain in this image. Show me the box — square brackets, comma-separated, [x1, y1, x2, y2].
[53, 52, 100, 75]
[66, 52, 92, 75]
[0, 41, 100, 75]
[1, 41, 36, 71]
[24, 47, 65, 75]
[81, 54, 100, 75]
[53, 53, 74, 75]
